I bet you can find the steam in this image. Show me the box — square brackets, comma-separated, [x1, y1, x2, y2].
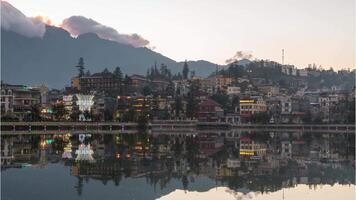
[1, 1, 46, 38]
[225, 51, 253, 64]
[60, 16, 149, 48]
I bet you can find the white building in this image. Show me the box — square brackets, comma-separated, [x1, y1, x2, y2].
[227, 158, 241, 168]
[227, 86, 241, 96]
[298, 69, 308, 77]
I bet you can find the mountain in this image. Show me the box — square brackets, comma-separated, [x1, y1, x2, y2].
[1, 26, 218, 88]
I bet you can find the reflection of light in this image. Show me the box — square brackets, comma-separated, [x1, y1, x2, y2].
[239, 151, 254, 155]
[116, 154, 121, 159]
[75, 144, 94, 161]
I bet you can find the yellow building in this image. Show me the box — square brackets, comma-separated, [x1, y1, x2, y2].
[71, 77, 80, 90]
[239, 97, 267, 116]
[239, 137, 267, 158]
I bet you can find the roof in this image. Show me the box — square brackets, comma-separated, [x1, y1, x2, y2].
[240, 136, 251, 142]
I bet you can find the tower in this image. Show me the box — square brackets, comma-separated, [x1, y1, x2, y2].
[282, 49, 285, 65]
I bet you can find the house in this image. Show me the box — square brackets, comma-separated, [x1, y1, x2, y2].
[239, 96, 267, 117]
[198, 99, 224, 122]
[227, 86, 241, 96]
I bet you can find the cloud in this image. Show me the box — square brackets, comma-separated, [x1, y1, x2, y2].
[1, 1, 46, 38]
[225, 51, 253, 64]
[60, 16, 149, 48]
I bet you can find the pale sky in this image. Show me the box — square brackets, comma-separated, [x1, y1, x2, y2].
[7, 0, 355, 69]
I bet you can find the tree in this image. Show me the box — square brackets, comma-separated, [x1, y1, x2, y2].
[175, 96, 182, 118]
[102, 68, 110, 74]
[75, 57, 85, 77]
[113, 66, 123, 81]
[30, 103, 42, 121]
[186, 81, 200, 119]
[53, 103, 67, 121]
[142, 85, 153, 96]
[182, 60, 189, 79]
[85, 70, 91, 76]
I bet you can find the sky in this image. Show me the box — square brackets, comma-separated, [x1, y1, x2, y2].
[6, 0, 355, 69]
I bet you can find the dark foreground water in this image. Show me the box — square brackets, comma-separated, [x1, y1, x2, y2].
[1, 131, 355, 200]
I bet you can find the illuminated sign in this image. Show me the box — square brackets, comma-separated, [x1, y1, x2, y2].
[240, 100, 255, 103]
[76, 94, 94, 112]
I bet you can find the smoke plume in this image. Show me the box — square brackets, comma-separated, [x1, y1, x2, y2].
[225, 51, 253, 64]
[60, 16, 149, 48]
[1, 1, 46, 38]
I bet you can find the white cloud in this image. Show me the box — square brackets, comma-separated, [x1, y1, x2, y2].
[1, 1, 46, 38]
[60, 16, 149, 48]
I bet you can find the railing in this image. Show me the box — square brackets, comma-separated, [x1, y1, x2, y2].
[1, 122, 138, 135]
[1, 121, 354, 135]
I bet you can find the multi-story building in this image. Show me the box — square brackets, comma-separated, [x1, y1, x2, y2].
[116, 95, 153, 120]
[1, 83, 41, 120]
[239, 96, 267, 116]
[257, 84, 279, 96]
[227, 86, 241, 96]
[215, 75, 233, 90]
[1, 86, 14, 113]
[73, 72, 121, 93]
[130, 74, 149, 88]
[280, 141, 292, 158]
[197, 99, 224, 122]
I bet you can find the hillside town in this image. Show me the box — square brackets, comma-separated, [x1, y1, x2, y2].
[1, 58, 355, 124]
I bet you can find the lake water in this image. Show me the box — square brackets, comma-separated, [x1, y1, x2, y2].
[1, 131, 355, 200]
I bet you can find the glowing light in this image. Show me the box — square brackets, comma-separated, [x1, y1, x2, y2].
[239, 151, 255, 155]
[240, 100, 255, 103]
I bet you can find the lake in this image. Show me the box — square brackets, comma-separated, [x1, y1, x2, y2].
[1, 131, 355, 200]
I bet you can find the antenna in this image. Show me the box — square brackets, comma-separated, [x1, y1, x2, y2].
[282, 49, 285, 65]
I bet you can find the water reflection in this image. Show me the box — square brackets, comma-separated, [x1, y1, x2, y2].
[1, 131, 355, 200]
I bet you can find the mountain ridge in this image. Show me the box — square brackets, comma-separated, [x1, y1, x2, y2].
[1, 25, 220, 88]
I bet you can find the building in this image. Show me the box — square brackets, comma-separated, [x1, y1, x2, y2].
[227, 86, 241, 96]
[257, 84, 279, 96]
[1, 86, 14, 113]
[1, 83, 41, 120]
[116, 95, 153, 120]
[215, 75, 233, 90]
[74, 72, 121, 93]
[197, 99, 224, 122]
[298, 69, 308, 77]
[130, 74, 149, 88]
[92, 94, 117, 121]
[239, 97, 267, 117]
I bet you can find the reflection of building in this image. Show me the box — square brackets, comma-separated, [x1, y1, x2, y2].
[62, 142, 73, 159]
[239, 136, 267, 158]
[281, 141, 292, 159]
[75, 144, 95, 162]
[1, 138, 13, 166]
[227, 158, 240, 168]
